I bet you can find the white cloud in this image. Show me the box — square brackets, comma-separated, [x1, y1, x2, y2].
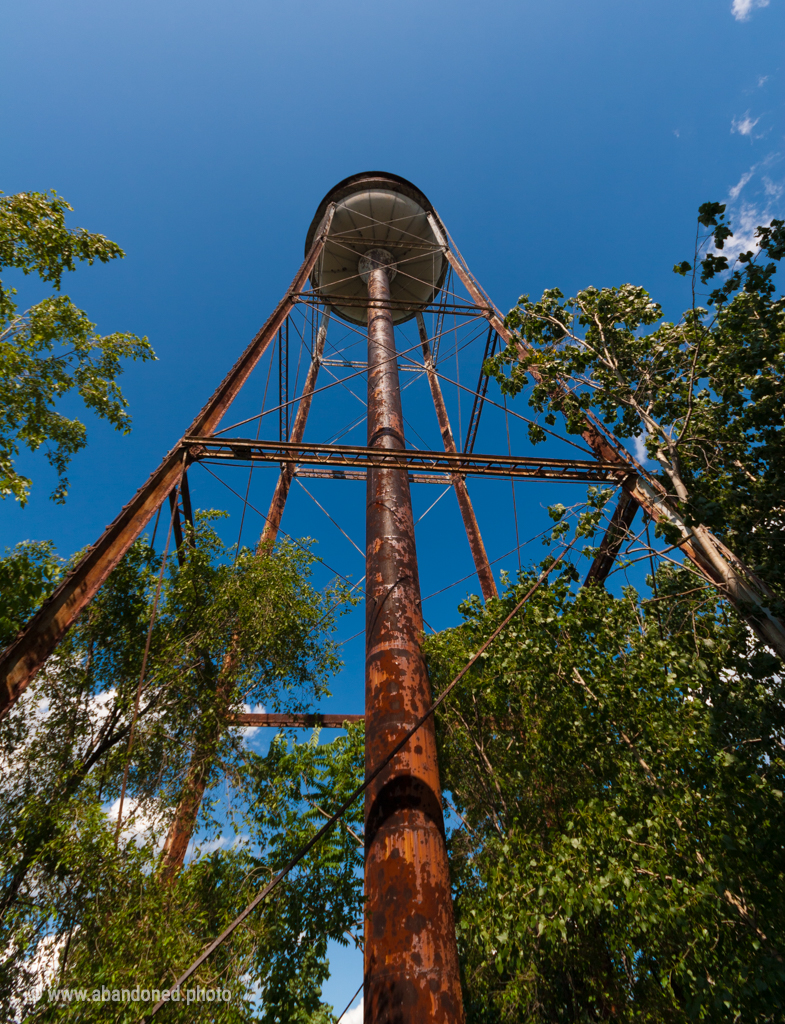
[729, 168, 755, 199]
[731, 0, 770, 22]
[106, 797, 165, 848]
[732, 112, 760, 136]
[239, 702, 267, 740]
[763, 176, 784, 199]
[8, 932, 72, 1021]
[712, 201, 766, 261]
[343, 997, 363, 1024]
[633, 434, 650, 466]
[192, 835, 228, 855]
[758, 75, 769, 87]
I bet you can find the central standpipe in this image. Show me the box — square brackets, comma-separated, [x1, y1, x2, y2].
[362, 250, 465, 1024]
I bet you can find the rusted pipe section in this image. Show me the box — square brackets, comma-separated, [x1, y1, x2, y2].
[159, 670, 235, 884]
[416, 312, 497, 602]
[260, 308, 330, 547]
[363, 253, 465, 1024]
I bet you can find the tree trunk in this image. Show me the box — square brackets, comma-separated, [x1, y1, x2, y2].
[158, 670, 234, 884]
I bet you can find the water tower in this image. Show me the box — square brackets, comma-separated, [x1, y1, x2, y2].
[307, 172, 463, 1022]
[2, 171, 678, 1022]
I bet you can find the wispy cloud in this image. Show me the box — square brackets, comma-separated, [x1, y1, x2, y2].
[720, 154, 784, 260]
[731, 0, 770, 22]
[729, 168, 755, 199]
[722, 202, 766, 257]
[758, 75, 769, 87]
[732, 112, 760, 136]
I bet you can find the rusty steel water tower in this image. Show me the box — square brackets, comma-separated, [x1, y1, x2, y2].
[306, 173, 463, 1022]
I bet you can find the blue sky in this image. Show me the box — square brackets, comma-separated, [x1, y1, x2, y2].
[2, 0, 784, 1017]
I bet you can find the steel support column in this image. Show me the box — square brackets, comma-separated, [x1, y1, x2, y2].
[416, 312, 497, 602]
[584, 491, 638, 587]
[169, 470, 195, 567]
[260, 308, 330, 547]
[364, 263, 464, 1024]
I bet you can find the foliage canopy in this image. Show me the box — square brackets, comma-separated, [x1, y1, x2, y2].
[425, 567, 785, 1022]
[0, 190, 154, 504]
[0, 520, 361, 1022]
[490, 205, 785, 605]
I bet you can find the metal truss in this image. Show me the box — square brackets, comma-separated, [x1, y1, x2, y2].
[232, 712, 363, 728]
[185, 436, 624, 483]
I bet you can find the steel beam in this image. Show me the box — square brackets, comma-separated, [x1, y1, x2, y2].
[260, 309, 330, 547]
[169, 470, 195, 568]
[186, 437, 621, 482]
[294, 468, 457, 486]
[0, 206, 337, 721]
[463, 325, 498, 454]
[294, 294, 488, 317]
[231, 712, 363, 728]
[416, 312, 497, 602]
[363, 262, 464, 1024]
[584, 491, 638, 587]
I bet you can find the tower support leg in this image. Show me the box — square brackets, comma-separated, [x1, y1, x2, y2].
[364, 265, 465, 1024]
[260, 308, 330, 547]
[416, 313, 497, 602]
[0, 206, 335, 720]
[584, 490, 638, 587]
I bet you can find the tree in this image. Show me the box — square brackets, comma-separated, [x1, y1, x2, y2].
[0, 540, 64, 650]
[490, 206, 785, 621]
[0, 190, 154, 504]
[424, 567, 785, 1022]
[0, 518, 362, 1021]
[418, 204, 785, 1021]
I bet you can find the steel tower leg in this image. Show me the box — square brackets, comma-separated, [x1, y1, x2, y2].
[415, 312, 497, 602]
[259, 308, 330, 547]
[364, 264, 464, 1024]
[426, 210, 785, 659]
[584, 490, 638, 587]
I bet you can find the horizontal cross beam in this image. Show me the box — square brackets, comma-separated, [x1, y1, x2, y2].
[294, 468, 449, 485]
[293, 294, 490, 316]
[321, 358, 424, 373]
[232, 713, 363, 728]
[185, 436, 625, 483]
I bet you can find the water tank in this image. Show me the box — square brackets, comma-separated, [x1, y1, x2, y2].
[304, 171, 447, 326]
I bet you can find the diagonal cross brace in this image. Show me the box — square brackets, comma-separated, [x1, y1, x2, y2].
[259, 308, 330, 548]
